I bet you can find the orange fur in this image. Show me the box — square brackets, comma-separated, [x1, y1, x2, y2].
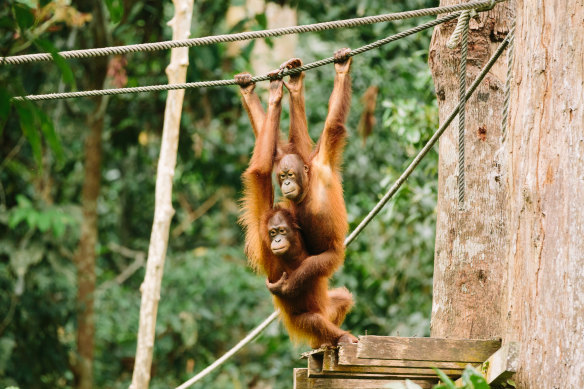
[238, 53, 356, 347]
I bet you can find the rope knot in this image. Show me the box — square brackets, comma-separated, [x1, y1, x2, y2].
[447, 10, 471, 49]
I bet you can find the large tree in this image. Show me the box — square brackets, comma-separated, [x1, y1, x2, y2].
[503, 0, 584, 386]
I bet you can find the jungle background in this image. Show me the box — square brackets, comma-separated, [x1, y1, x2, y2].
[0, 0, 440, 387]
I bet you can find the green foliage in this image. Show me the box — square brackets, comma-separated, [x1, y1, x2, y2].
[8, 195, 75, 237]
[433, 366, 491, 389]
[0, 0, 442, 387]
[104, 0, 124, 24]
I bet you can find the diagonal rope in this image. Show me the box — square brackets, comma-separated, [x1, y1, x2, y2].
[501, 19, 515, 142]
[346, 27, 512, 247]
[1, 0, 503, 66]
[13, 13, 460, 102]
[177, 28, 514, 389]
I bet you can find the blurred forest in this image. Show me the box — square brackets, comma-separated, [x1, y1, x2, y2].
[0, 0, 440, 387]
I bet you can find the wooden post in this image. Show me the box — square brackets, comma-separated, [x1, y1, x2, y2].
[129, 0, 194, 387]
[428, 0, 515, 339]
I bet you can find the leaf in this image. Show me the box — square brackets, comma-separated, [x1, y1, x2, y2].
[8, 208, 28, 229]
[13, 3, 35, 31]
[254, 13, 267, 30]
[240, 40, 255, 61]
[0, 16, 16, 29]
[15, 102, 42, 168]
[37, 213, 51, 232]
[432, 368, 456, 389]
[104, 0, 124, 24]
[36, 108, 64, 165]
[35, 39, 76, 88]
[0, 87, 11, 136]
[52, 218, 66, 237]
[468, 374, 490, 389]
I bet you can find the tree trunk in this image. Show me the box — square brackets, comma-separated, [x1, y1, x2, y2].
[503, 1, 584, 386]
[129, 0, 193, 387]
[428, 1, 515, 339]
[73, 3, 109, 388]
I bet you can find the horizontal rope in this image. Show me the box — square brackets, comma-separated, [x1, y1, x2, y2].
[176, 24, 513, 389]
[2, 0, 502, 66]
[13, 13, 459, 102]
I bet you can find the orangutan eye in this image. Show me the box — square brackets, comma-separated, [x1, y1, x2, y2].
[279, 227, 286, 234]
[269, 229, 276, 237]
[280, 173, 286, 180]
[288, 173, 294, 178]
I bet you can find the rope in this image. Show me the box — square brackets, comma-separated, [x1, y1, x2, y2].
[175, 310, 279, 389]
[178, 28, 513, 389]
[455, 12, 470, 207]
[1, 0, 503, 66]
[446, 10, 473, 49]
[501, 19, 515, 141]
[13, 13, 460, 102]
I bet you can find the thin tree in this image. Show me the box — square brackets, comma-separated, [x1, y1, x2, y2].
[130, 0, 194, 387]
[73, 2, 109, 388]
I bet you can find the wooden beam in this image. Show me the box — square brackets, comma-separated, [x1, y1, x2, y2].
[294, 368, 437, 389]
[486, 342, 519, 385]
[357, 336, 501, 363]
[308, 349, 462, 378]
[339, 343, 468, 370]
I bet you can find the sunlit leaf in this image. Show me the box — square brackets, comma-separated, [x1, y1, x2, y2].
[37, 213, 51, 232]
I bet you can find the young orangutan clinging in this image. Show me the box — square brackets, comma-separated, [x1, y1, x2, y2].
[239, 68, 357, 346]
[236, 49, 353, 295]
[263, 207, 356, 347]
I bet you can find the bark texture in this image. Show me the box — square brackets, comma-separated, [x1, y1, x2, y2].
[73, 2, 108, 388]
[129, 0, 194, 387]
[504, 1, 584, 386]
[429, 0, 515, 339]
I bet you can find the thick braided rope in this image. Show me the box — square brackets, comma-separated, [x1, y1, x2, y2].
[345, 28, 512, 247]
[176, 30, 513, 389]
[456, 13, 470, 207]
[501, 20, 515, 142]
[446, 10, 472, 49]
[1, 0, 502, 66]
[13, 13, 459, 102]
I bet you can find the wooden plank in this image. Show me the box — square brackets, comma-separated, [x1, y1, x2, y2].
[357, 336, 501, 363]
[294, 368, 437, 389]
[486, 342, 518, 385]
[317, 349, 462, 378]
[339, 343, 468, 370]
[454, 342, 519, 387]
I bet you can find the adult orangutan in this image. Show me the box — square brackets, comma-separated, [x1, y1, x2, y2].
[237, 48, 353, 291]
[239, 64, 357, 346]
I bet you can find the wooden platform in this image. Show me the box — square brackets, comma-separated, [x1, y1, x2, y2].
[294, 336, 503, 389]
